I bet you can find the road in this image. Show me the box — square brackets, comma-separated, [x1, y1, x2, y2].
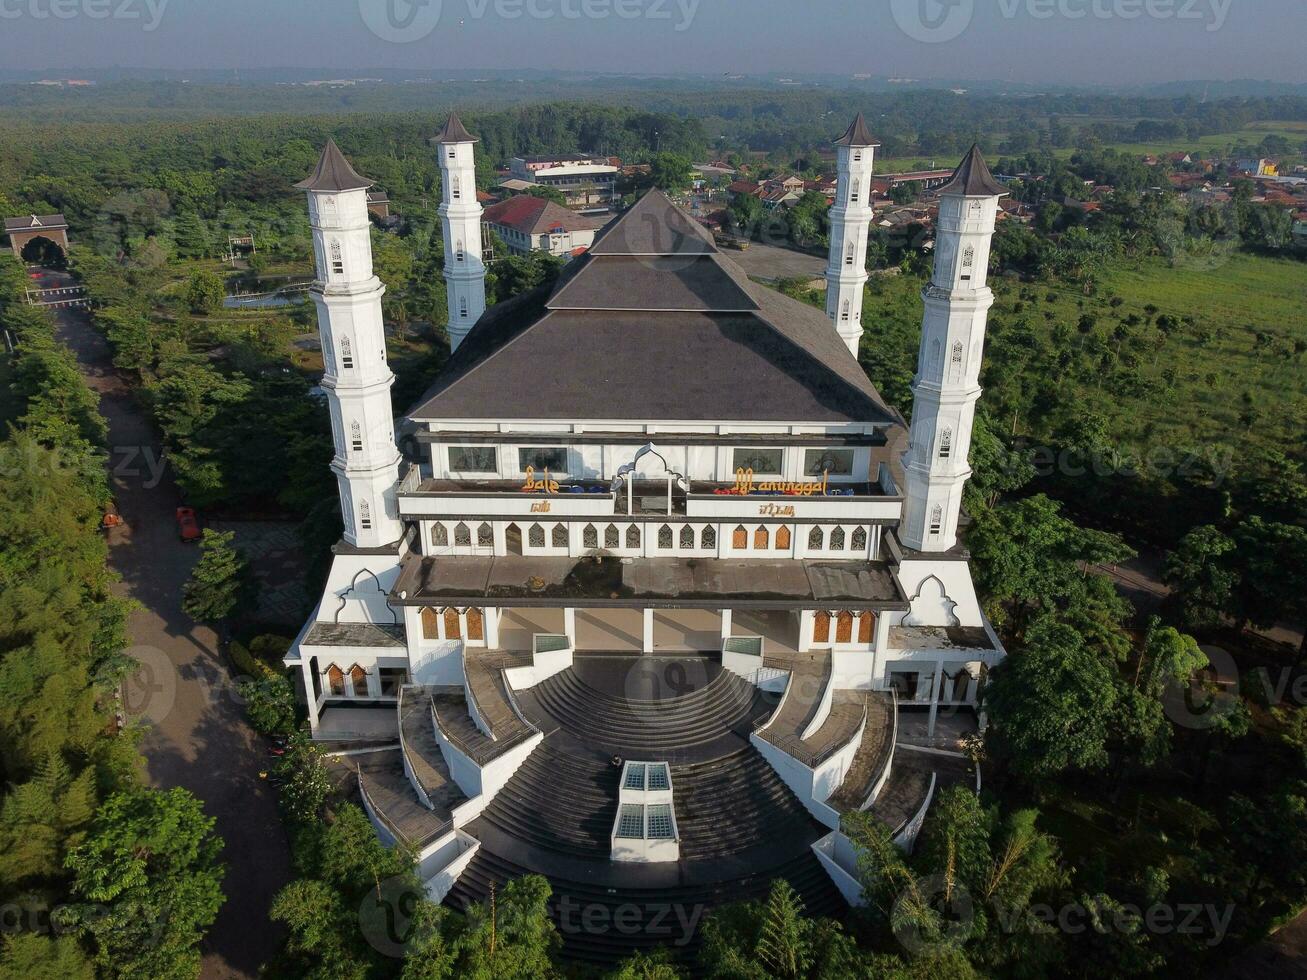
[38, 269, 290, 979]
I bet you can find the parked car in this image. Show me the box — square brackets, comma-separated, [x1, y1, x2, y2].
[175, 506, 201, 543]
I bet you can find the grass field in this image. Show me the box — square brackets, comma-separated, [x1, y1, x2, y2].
[857, 252, 1307, 463]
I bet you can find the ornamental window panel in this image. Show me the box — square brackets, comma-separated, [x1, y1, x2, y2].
[329, 239, 344, 275]
[845, 241, 855, 266]
[454, 522, 472, 547]
[701, 525, 716, 550]
[605, 524, 620, 548]
[754, 526, 769, 550]
[835, 611, 854, 644]
[830, 526, 846, 550]
[852, 526, 868, 552]
[340, 335, 353, 370]
[962, 245, 975, 268]
[456, 239, 465, 262]
[359, 500, 372, 531]
[808, 526, 824, 550]
[939, 428, 953, 459]
[950, 342, 965, 381]
[451, 174, 461, 200]
[421, 607, 439, 639]
[466, 608, 484, 641]
[349, 664, 368, 695]
[658, 525, 673, 549]
[433, 523, 449, 547]
[930, 505, 944, 535]
[858, 611, 875, 644]
[813, 612, 830, 644]
[625, 525, 641, 549]
[326, 664, 345, 696]
[518, 447, 568, 473]
[680, 525, 695, 549]
[552, 523, 568, 548]
[804, 448, 855, 476]
[528, 523, 546, 548]
[775, 526, 791, 550]
[841, 299, 851, 322]
[448, 446, 497, 473]
[733, 525, 748, 549]
[732, 448, 783, 476]
[477, 523, 493, 547]
[350, 420, 363, 452]
[444, 607, 462, 639]
[459, 295, 468, 318]
[583, 524, 599, 549]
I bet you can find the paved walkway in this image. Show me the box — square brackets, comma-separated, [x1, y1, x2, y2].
[45, 270, 290, 980]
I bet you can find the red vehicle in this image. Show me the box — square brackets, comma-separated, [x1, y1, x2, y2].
[175, 507, 201, 543]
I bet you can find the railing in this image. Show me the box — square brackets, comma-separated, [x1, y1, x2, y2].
[357, 761, 451, 852]
[399, 462, 422, 493]
[397, 686, 434, 811]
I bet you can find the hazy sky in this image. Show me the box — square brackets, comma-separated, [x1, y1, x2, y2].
[0, 0, 1301, 86]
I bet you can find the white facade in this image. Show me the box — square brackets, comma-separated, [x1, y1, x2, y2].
[824, 123, 878, 357]
[438, 123, 487, 352]
[900, 185, 1001, 553]
[305, 185, 404, 548]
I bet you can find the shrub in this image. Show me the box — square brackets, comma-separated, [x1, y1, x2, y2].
[238, 676, 297, 735]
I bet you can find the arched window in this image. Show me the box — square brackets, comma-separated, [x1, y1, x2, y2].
[930, 505, 944, 535]
[835, 611, 854, 644]
[451, 174, 461, 200]
[326, 664, 345, 696]
[776, 526, 791, 550]
[625, 525, 641, 549]
[701, 525, 716, 550]
[359, 500, 372, 531]
[459, 295, 468, 319]
[858, 611, 875, 644]
[583, 524, 599, 549]
[444, 607, 461, 639]
[454, 522, 472, 547]
[478, 522, 493, 547]
[605, 524, 620, 548]
[850, 181, 860, 203]
[733, 525, 748, 549]
[421, 607, 439, 639]
[949, 342, 964, 382]
[329, 239, 344, 275]
[466, 608, 484, 641]
[830, 526, 846, 550]
[349, 664, 368, 696]
[433, 523, 449, 547]
[841, 299, 850, 322]
[939, 427, 953, 459]
[845, 241, 855, 266]
[528, 523, 546, 548]
[680, 525, 695, 549]
[813, 612, 830, 644]
[851, 526, 868, 552]
[456, 239, 464, 262]
[340, 335, 353, 370]
[659, 525, 673, 549]
[962, 245, 975, 268]
[350, 420, 363, 452]
[968, 200, 983, 218]
[754, 526, 770, 550]
[808, 526, 824, 550]
[552, 523, 568, 548]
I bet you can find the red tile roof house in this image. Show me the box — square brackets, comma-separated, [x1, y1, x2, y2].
[482, 196, 603, 259]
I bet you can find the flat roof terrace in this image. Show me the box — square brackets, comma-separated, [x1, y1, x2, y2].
[391, 553, 907, 610]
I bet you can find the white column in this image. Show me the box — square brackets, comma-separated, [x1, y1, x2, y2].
[301, 657, 320, 735]
[720, 608, 732, 643]
[799, 609, 815, 652]
[642, 609, 655, 654]
[564, 607, 576, 647]
[486, 608, 501, 649]
[927, 657, 945, 736]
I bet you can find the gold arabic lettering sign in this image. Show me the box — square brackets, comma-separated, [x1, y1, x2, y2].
[520, 467, 560, 494]
[732, 467, 828, 497]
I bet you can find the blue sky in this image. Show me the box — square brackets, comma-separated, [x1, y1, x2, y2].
[0, 0, 1301, 85]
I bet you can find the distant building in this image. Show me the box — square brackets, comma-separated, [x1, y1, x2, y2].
[482, 196, 602, 259]
[366, 190, 391, 220]
[869, 170, 955, 197]
[1235, 158, 1278, 177]
[503, 153, 620, 212]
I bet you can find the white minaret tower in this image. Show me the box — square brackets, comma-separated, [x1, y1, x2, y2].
[825, 113, 878, 357]
[900, 145, 1006, 553]
[296, 140, 404, 549]
[435, 111, 486, 352]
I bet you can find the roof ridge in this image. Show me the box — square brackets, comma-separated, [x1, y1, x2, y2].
[937, 143, 1006, 197]
[294, 138, 373, 192]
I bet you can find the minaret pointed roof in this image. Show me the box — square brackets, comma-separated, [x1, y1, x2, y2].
[833, 112, 878, 147]
[435, 110, 478, 144]
[938, 144, 1006, 197]
[294, 139, 373, 192]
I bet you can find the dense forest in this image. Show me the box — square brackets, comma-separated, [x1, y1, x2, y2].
[0, 81, 1304, 978]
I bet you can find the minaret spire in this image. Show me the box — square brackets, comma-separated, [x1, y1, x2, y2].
[824, 113, 879, 357]
[435, 111, 486, 353]
[899, 144, 1005, 552]
[298, 142, 404, 548]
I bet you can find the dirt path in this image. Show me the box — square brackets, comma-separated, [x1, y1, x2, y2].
[41, 270, 290, 979]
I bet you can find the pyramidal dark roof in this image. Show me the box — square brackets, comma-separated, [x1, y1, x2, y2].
[294, 139, 373, 193]
[937, 144, 1006, 197]
[407, 190, 898, 428]
[435, 111, 478, 144]
[833, 112, 878, 147]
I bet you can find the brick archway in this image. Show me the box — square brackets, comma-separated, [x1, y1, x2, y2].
[5, 215, 69, 266]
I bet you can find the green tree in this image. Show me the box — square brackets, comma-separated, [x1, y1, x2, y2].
[184, 270, 225, 314]
[237, 675, 297, 735]
[650, 153, 694, 192]
[456, 874, 561, 979]
[181, 529, 250, 623]
[274, 732, 333, 825]
[63, 788, 225, 980]
[0, 933, 95, 980]
[1163, 526, 1237, 631]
